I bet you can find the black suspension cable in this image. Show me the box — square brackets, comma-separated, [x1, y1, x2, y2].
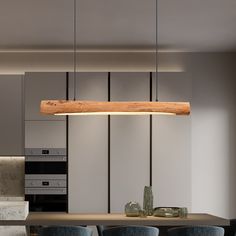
[155, 0, 158, 102]
[74, 0, 77, 100]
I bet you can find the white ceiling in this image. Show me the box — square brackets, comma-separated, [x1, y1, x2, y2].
[0, 0, 236, 51]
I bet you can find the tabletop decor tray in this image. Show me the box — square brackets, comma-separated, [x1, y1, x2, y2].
[153, 207, 180, 217]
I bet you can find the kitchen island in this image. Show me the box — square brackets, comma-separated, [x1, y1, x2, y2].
[0, 213, 230, 226]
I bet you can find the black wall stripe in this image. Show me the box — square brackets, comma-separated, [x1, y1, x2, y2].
[66, 72, 69, 213]
[150, 72, 153, 186]
[108, 72, 111, 213]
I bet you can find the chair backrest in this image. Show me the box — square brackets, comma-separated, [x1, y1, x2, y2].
[103, 226, 159, 236]
[168, 226, 224, 236]
[96, 225, 104, 236]
[96, 225, 121, 236]
[38, 226, 93, 236]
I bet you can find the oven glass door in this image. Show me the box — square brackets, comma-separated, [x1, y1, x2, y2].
[25, 162, 67, 174]
[25, 195, 67, 212]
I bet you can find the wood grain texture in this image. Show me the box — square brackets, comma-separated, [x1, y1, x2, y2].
[0, 213, 229, 226]
[40, 100, 190, 115]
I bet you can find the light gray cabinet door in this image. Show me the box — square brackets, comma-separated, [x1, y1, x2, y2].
[24, 72, 67, 121]
[152, 72, 192, 209]
[68, 73, 108, 214]
[24, 72, 67, 149]
[0, 75, 24, 155]
[25, 121, 66, 148]
[110, 72, 150, 212]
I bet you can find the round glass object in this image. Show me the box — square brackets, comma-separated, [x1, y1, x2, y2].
[125, 201, 141, 217]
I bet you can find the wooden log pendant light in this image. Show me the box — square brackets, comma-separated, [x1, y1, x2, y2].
[41, 100, 190, 116]
[40, 0, 190, 116]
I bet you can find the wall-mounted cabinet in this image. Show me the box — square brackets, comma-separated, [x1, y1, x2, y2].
[24, 72, 67, 121]
[0, 75, 24, 155]
[152, 72, 192, 209]
[110, 72, 150, 213]
[68, 72, 108, 213]
[25, 121, 66, 148]
[24, 72, 67, 149]
[67, 72, 192, 215]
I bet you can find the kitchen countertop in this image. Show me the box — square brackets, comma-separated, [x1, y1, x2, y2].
[0, 213, 230, 226]
[0, 201, 28, 220]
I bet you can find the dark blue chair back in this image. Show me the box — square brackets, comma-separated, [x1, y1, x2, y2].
[103, 226, 159, 236]
[168, 226, 224, 236]
[39, 226, 93, 236]
[96, 225, 103, 236]
[96, 225, 114, 236]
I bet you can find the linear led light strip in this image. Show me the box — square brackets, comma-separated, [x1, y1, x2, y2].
[40, 100, 190, 116]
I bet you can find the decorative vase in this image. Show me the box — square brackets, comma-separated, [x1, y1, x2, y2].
[125, 201, 141, 217]
[143, 186, 153, 216]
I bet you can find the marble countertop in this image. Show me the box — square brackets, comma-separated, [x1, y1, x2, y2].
[0, 201, 29, 220]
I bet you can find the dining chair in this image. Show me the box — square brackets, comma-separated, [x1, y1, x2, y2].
[38, 226, 93, 236]
[96, 225, 103, 236]
[168, 226, 224, 236]
[102, 226, 159, 236]
[97, 225, 122, 236]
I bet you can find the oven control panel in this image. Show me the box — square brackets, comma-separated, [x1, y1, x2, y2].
[25, 175, 67, 188]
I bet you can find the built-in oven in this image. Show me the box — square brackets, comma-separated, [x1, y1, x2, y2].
[25, 148, 67, 212]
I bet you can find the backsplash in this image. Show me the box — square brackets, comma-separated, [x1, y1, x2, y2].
[0, 157, 24, 200]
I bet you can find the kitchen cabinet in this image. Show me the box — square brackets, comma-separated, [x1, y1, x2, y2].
[25, 121, 66, 148]
[24, 72, 67, 121]
[68, 73, 108, 214]
[24, 72, 67, 149]
[110, 72, 150, 212]
[152, 72, 192, 208]
[0, 75, 24, 155]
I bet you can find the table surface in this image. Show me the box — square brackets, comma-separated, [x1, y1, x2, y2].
[0, 213, 230, 226]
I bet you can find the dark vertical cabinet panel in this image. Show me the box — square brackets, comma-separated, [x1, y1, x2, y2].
[0, 75, 24, 155]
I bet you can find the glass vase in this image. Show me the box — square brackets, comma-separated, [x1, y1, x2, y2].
[143, 186, 153, 216]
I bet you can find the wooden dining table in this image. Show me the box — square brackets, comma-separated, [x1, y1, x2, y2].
[0, 213, 230, 226]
